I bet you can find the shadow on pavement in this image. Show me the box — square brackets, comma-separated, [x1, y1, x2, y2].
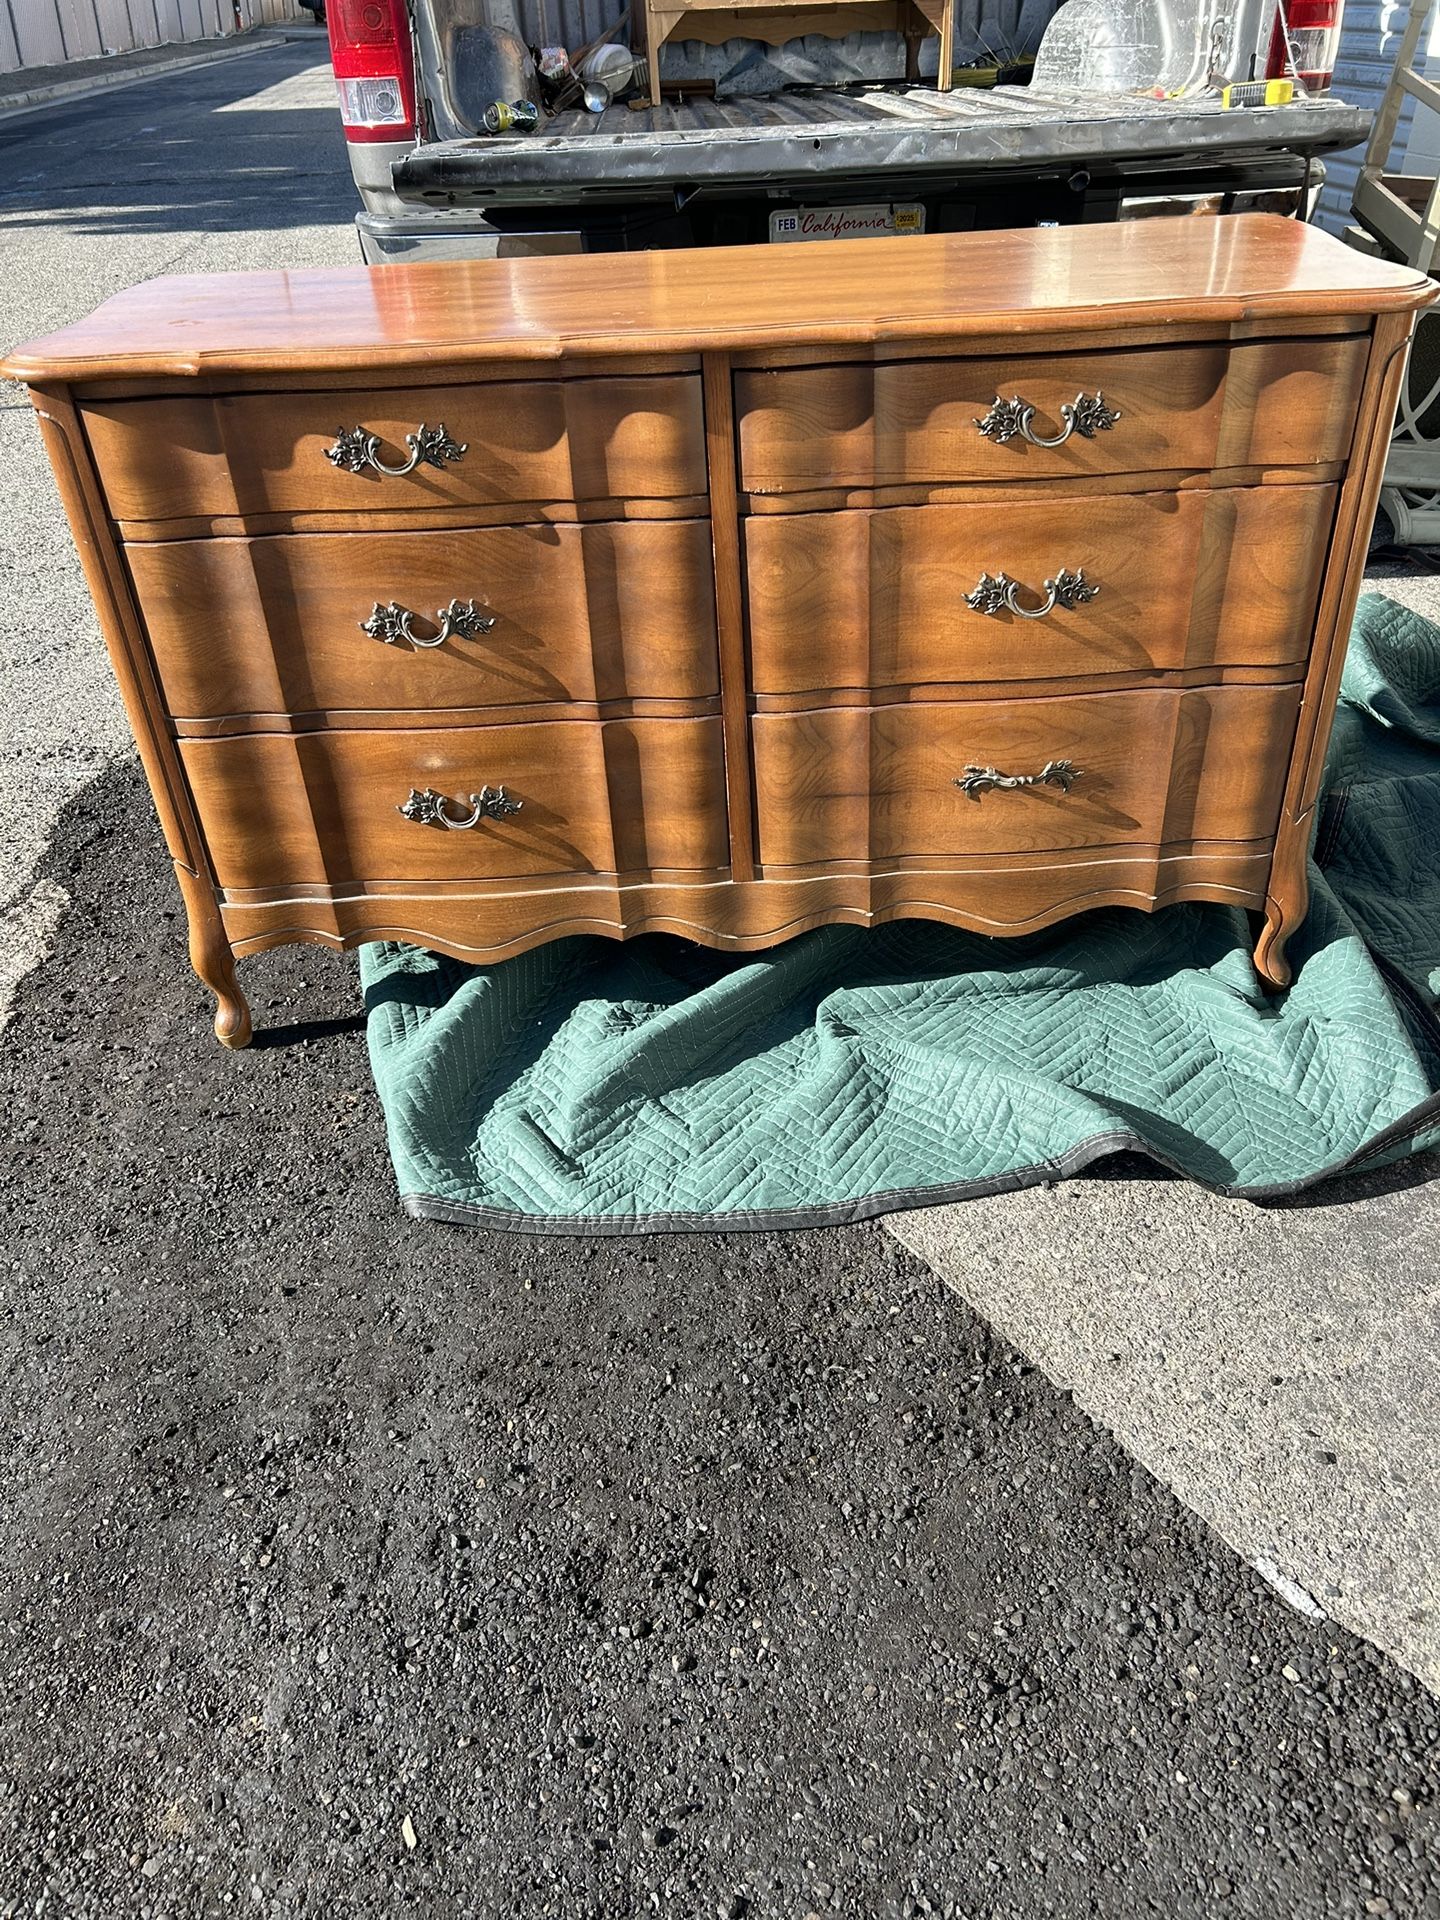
[0, 757, 1435, 1913]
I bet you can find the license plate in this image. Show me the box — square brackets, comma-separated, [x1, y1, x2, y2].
[768, 204, 926, 243]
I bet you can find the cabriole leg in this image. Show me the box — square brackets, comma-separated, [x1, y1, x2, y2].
[1253, 893, 1301, 993]
[176, 862, 252, 1048]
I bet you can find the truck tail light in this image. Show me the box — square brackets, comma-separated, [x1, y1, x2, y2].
[328, 0, 418, 143]
[1265, 0, 1342, 94]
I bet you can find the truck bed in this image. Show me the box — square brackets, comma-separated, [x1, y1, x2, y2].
[393, 84, 1370, 206]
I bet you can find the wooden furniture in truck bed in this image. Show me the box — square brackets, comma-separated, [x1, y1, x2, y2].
[640, 0, 957, 106]
[4, 216, 1430, 1047]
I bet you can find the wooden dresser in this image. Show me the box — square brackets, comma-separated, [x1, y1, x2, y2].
[6, 217, 1431, 1047]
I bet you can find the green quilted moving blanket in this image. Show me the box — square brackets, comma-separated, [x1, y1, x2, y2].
[362, 594, 1440, 1231]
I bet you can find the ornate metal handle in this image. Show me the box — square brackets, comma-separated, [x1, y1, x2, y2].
[325, 423, 468, 476]
[362, 598, 497, 647]
[955, 759, 1081, 799]
[965, 568, 1099, 620]
[974, 391, 1120, 447]
[398, 785, 522, 829]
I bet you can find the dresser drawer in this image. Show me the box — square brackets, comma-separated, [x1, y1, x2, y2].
[83, 375, 707, 523]
[736, 337, 1367, 494]
[752, 684, 1301, 866]
[129, 520, 719, 720]
[183, 718, 728, 890]
[746, 484, 1336, 694]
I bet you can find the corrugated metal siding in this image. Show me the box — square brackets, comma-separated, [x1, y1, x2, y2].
[500, 0, 1056, 64]
[523, 0, 627, 49]
[420, 0, 1061, 134]
[1314, 0, 1412, 236]
[1, 0, 308, 75]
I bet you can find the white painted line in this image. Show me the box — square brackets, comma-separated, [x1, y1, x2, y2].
[1250, 1556, 1329, 1621]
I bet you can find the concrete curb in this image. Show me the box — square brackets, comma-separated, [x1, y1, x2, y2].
[0, 28, 320, 123]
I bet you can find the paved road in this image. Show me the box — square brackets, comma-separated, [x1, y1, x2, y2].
[1, 40, 1439, 1917]
[0, 28, 355, 1028]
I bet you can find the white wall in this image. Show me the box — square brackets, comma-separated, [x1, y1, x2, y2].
[0, 0, 309, 78]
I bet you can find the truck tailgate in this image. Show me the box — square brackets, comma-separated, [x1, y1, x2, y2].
[392, 86, 1370, 205]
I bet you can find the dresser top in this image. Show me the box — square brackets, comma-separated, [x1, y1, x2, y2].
[5, 214, 1431, 384]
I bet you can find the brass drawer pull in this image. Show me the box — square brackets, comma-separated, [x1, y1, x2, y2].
[955, 759, 1081, 800]
[975, 391, 1120, 447]
[398, 785, 522, 829]
[325, 422, 468, 476]
[362, 597, 497, 647]
[965, 568, 1098, 620]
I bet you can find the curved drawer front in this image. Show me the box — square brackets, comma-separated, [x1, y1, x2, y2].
[736, 337, 1367, 494]
[183, 719, 728, 890]
[83, 375, 706, 523]
[752, 684, 1302, 866]
[745, 484, 1337, 693]
[130, 520, 720, 720]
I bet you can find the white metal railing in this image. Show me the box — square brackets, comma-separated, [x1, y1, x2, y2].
[1382, 315, 1440, 542]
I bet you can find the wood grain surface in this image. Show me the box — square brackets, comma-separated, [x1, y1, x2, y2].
[182, 718, 730, 891]
[127, 519, 720, 717]
[749, 665, 1304, 712]
[28, 386, 247, 1046]
[744, 484, 1338, 692]
[82, 375, 707, 522]
[217, 845, 1275, 962]
[725, 316, 1371, 371]
[1256, 305, 1421, 987]
[170, 700, 725, 738]
[55, 317, 1365, 400]
[10, 219, 1427, 1041]
[736, 337, 1367, 492]
[740, 464, 1347, 515]
[752, 684, 1302, 866]
[5, 217, 1429, 381]
[113, 496, 712, 543]
[703, 351, 757, 882]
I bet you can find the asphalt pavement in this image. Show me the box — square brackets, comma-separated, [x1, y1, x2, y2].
[1, 37, 1439, 1916]
[0, 27, 356, 1029]
[5, 760, 1439, 1916]
[892, 554, 1440, 1703]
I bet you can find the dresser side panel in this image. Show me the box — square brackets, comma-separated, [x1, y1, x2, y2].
[26, 382, 249, 1043]
[1257, 308, 1419, 984]
[27, 385, 209, 879]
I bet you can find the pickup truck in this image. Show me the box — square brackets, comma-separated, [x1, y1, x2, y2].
[325, 0, 1371, 260]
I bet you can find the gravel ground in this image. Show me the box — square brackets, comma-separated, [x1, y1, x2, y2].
[3, 763, 1438, 1918]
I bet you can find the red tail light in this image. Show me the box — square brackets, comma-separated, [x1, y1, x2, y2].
[1265, 0, 1342, 94]
[327, 0, 418, 143]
